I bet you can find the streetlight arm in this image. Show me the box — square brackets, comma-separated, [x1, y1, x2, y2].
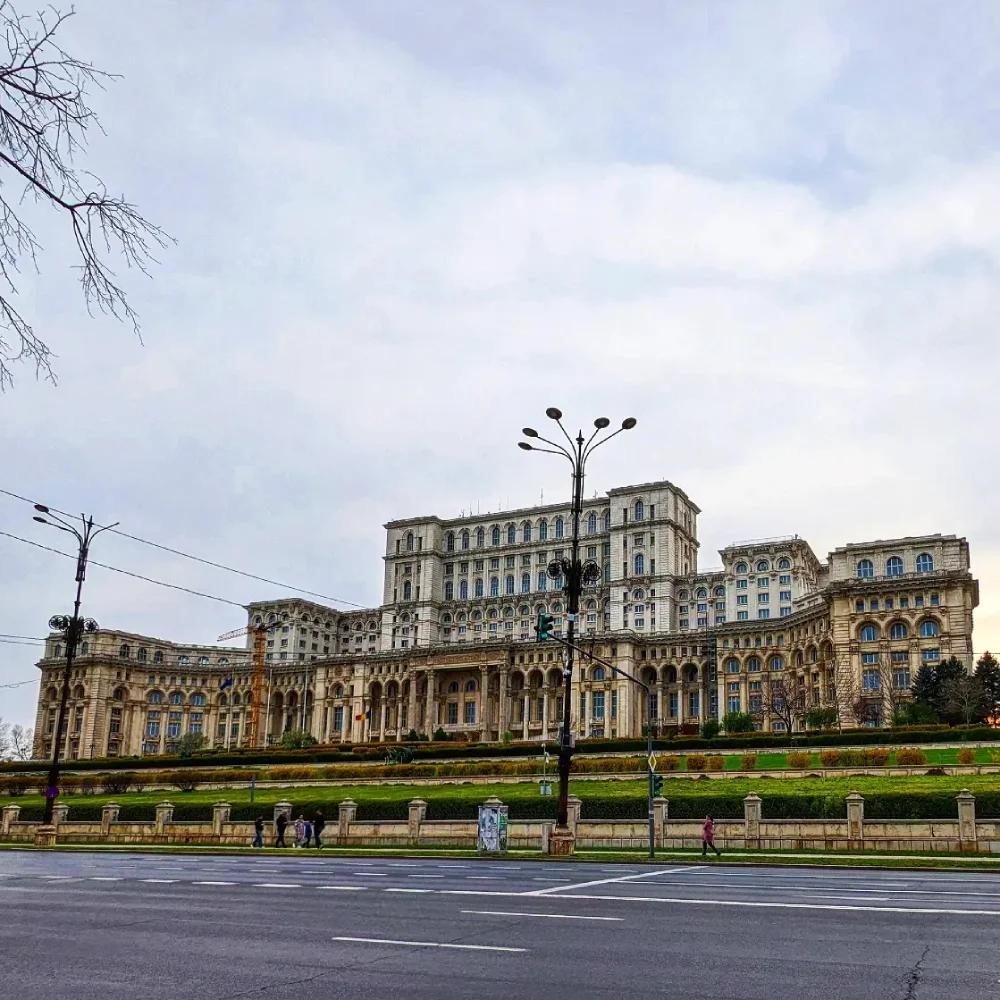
[522, 444, 575, 465]
[552, 416, 579, 456]
[529, 432, 575, 461]
[584, 424, 629, 462]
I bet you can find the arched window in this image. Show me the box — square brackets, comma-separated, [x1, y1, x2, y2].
[152, 650, 163, 664]
[79, 642, 87, 655]
[725, 658, 740, 673]
[856, 559, 874, 579]
[521, 573, 530, 593]
[538, 520, 548, 541]
[402, 581, 412, 601]
[112, 687, 125, 701]
[507, 524, 516, 544]
[448, 681, 459, 694]
[148, 691, 163, 704]
[488, 608, 498, 619]
[604, 511, 611, 531]
[457, 612, 467, 622]
[715, 587, 725, 598]
[489, 577, 500, 597]
[886, 556, 903, 577]
[678, 590, 688, 600]
[406, 532, 414, 552]
[503, 606, 514, 618]
[890, 622, 909, 640]
[505, 575, 515, 595]
[523, 522, 532, 543]
[635, 500, 644, 521]
[137, 647, 148, 662]
[633, 588, 645, 600]
[53, 643, 62, 658]
[860, 624, 879, 642]
[119, 644, 131, 659]
[334, 685, 344, 698]
[444, 581, 454, 601]
[191, 693, 205, 706]
[462, 529, 470, 550]
[475, 528, 484, 547]
[169, 691, 184, 705]
[747, 657, 761, 672]
[446, 532, 455, 552]
[520, 605, 530, 616]
[537, 572, 547, 592]
[555, 518, 564, 539]
[492, 526, 501, 546]
[920, 620, 939, 638]
[587, 512, 597, 534]
[198, 656, 209, 665]
[916, 552, 934, 573]
[179, 655, 190, 665]
[778, 557, 791, 569]
[756, 560, 769, 572]
[465, 679, 477, 692]
[474, 578, 484, 598]
[592, 666, 605, 681]
[459, 580, 468, 600]
[634, 553, 644, 575]
[604, 563, 611, 583]
[442, 613, 453, 624]
[696, 588, 707, 599]
[735, 563, 748, 574]
[769, 656, 784, 671]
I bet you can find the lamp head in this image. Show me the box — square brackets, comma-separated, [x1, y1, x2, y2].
[545, 407, 563, 421]
[34, 504, 49, 514]
[594, 417, 610, 429]
[33, 516, 47, 524]
[522, 427, 538, 438]
[622, 417, 637, 430]
[518, 442, 532, 451]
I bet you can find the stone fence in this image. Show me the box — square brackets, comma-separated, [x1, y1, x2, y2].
[2, 790, 997, 854]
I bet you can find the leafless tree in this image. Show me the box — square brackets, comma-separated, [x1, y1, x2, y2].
[0, 716, 10, 758]
[752, 669, 807, 733]
[942, 675, 991, 726]
[0, 2, 170, 390]
[9, 723, 32, 760]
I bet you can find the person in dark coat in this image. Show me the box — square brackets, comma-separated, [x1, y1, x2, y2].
[275, 811, 288, 848]
[252, 815, 264, 849]
[313, 809, 325, 848]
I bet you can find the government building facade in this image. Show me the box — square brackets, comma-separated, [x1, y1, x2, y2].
[31, 480, 979, 759]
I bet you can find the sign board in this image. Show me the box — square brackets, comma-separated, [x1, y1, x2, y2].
[648, 756, 657, 773]
[477, 803, 509, 853]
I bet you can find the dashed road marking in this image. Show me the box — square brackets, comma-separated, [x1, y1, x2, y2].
[332, 936, 526, 953]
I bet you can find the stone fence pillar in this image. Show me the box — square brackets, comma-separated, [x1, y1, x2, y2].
[212, 801, 231, 838]
[155, 801, 174, 836]
[338, 799, 357, 843]
[744, 793, 762, 848]
[51, 802, 69, 829]
[101, 802, 120, 837]
[566, 795, 582, 837]
[653, 797, 668, 847]
[273, 801, 293, 824]
[957, 789, 977, 851]
[1, 803, 20, 836]
[846, 791, 864, 845]
[408, 799, 427, 844]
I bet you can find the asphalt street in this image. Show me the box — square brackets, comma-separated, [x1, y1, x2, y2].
[1, 851, 999, 999]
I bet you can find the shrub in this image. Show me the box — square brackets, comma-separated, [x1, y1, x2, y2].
[863, 748, 890, 767]
[699, 720, 721, 740]
[739, 753, 758, 771]
[706, 755, 725, 772]
[661, 755, 682, 772]
[957, 749, 977, 765]
[839, 750, 866, 768]
[818, 750, 841, 768]
[129, 774, 148, 793]
[721, 712, 756, 734]
[686, 754, 707, 772]
[165, 770, 208, 792]
[101, 772, 132, 795]
[925, 767, 947, 776]
[896, 748, 929, 766]
[787, 752, 811, 769]
[79, 775, 101, 795]
[0, 775, 29, 796]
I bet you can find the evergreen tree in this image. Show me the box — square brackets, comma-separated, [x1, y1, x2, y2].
[935, 657, 968, 723]
[975, 651, 1000, 724]
[911, 664, 941, 716]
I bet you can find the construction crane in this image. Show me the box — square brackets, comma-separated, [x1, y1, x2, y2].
[217, 621, 271, 748]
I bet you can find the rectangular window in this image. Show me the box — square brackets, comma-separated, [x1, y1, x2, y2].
[697, 603, 707, 612]
[611, 691, 618, 718]
[736, 579, 748, 590]
[716, 601, 725, 611]
[697, 616, 708, 626]
[862, 670, 881, 691]
[464, 701, 476, 724]
[736, 595, 748, 606]
[588, 546, 598, 559]
[490, 558, 500, 570]
[930, 594, 940, 606]
[728, 696, 740, 713]
[679, 618, 689, 628]
[861, 652, 879, 664]
[581, 691, 588, 719]
[737, 611, 749, 621]
[758, 593, 769, 603]
[715, 615, 726, 624]
[915, 596, 924, 607]
[921, 648, 941, 662]
[669, 692, 678, 717]
[779, 591, 791, 602]
[757, 577, 769, 587]
[780, 606, 792, 617]
[891, 651, 910, 663]
[447, 702, 458, 725]
[779, 574, 791, 585]
[445, 563, 454, 575]
[593, 691, 605, 719]
[333, 706, 344, 732]
[635, 618, 645, 628]
[893, 668, 911, 689]
[688, 691, 699, 717]
[146, 719, 160, 738]
[758, 609, 770, 619]
[900, 597, 909, 609]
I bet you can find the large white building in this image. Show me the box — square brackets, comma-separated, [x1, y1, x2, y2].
[33, 480, 978, 758]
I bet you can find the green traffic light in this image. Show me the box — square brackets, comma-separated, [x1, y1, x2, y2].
[535, 612, 556, 641]
[651, 772, 663, 797]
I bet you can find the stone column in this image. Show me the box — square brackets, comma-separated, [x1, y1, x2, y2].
[427, 670, 437, 735]
[498, 668, 508, 737]
[846, 791, 864, 845]
[1, 803, 20, 836]
[957, 789, 977, 851]
[155, 801, 174, 836]
[566, 795, 582, 838]
[522, 692, 529, 740]
[744, 792, 762, 848]
[212, 801, 231, 838]
[479, 666, 489, 737]
[273, 801, 292, 824]
[542, 690, 550, 740]
[653, 796, 668, 848]
[101, 802, 120, 837]
[52, 802, 69, 829]
[408, 798, 427, 845]
[338, 799, 357, 843]
[408, 675, 418, 739]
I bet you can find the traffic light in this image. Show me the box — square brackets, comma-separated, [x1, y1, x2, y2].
[651, 772, 663, 797]
[535, 612, 556, 640]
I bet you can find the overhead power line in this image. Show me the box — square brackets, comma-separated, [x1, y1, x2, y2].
[0, 487, 366, 608]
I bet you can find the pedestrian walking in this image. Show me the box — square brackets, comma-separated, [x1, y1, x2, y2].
[294, 814, 306, 848]
[313, 809, 325, 848]
[303, 817, 313, 848]
[275, 811, 288, 848]
[702, 815, 721, 858]
[252, 815, 264, 849]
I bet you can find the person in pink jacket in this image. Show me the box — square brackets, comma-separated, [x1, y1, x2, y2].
[702, 815, 721, 858]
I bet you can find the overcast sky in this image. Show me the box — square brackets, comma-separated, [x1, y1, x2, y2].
[2, 0, 998, 727]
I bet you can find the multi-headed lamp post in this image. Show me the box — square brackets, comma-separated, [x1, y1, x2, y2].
[519, 408, 636, 854]
[32, 505, 116, 834]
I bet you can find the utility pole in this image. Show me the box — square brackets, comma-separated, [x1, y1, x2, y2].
[31, 505, 117, 842]
[519, 409, 636, 855]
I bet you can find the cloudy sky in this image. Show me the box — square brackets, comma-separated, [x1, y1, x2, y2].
[2, 0, 998, 727]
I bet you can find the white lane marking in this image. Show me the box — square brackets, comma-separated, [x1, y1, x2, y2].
[353, 872, 390, 877]
[193, 881, 238, 886]
[648, 878, 1000, 900]
[466, 876, 502, 880]
[141, 879, 176, 884]
[253, 883, 301, 888]
[527, 866, 702, 897]
[532, 878, 572, 882]
[316, 886, 367, 891]
[462, 909, 623, 922]
[441, 865, 470, 869]
[389, 863, 420, 868]
[89, 877, 123, 882]
[547, 892, 1000, 916]
[386, 888, 433, 893]
[332, 936, 526, 953]
[407, 874, 444, 879]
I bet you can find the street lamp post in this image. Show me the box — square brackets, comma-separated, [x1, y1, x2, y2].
[32, 506, 117, 841]
[519, 409, 636, 855]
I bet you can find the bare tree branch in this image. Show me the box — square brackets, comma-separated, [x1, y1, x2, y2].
[0, 1, 171, 390]
[9, 723, 32, 760]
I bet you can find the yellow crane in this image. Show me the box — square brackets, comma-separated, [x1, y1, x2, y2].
[217, 621, 270, 748]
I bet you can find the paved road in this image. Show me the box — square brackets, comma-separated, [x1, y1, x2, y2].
[2, 851, 999, 999]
